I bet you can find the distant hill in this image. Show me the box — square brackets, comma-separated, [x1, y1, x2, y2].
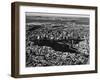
[26, 16, 89, 25]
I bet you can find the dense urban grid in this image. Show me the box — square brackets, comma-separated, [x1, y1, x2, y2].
[26, 15, 89, 67]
